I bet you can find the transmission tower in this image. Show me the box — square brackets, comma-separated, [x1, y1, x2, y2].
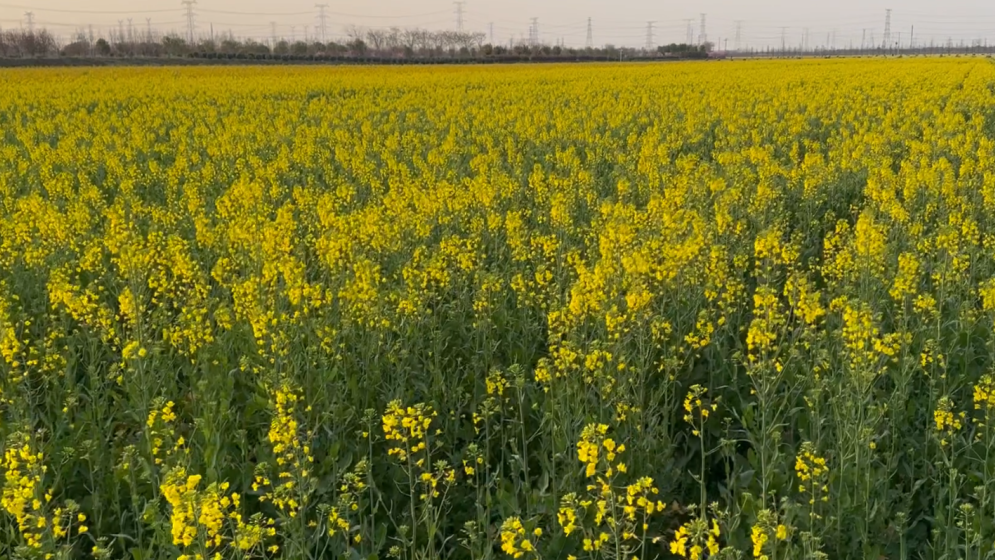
[645, 21, 655, 51]
[883, 8, 892, 48]
[315, 4, 328, 43]
[780, 26, 787, 53]
[128, 18, 134, 42]
[734, 20, 742, 50]
[23, 11, 34, 32]
[699, 13, 707, 46]
[146, 18, 152, 41]
[271, 22, 277, 46]
[454, 2, 464, 32]
[585, 17, 593, 49]
[684, 19, 693, 45]
[181, 0, 196, 43]
[489, 22, 494, 44]
[291, 25, 296, 42]
[529, 17, 538, 47]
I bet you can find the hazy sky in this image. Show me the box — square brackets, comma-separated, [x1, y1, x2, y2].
[3, 0, 995, 49]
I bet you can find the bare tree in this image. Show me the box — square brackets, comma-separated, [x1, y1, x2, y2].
[385, 27, 402, 52]
[470, 31, 486, 50]
[430, 30, 448, 53]
[3, 29, 58, 56]
[365, 28, 387, 53]
[400, 28, 419, 52]
[345, 25, 365, 44]
[415, 29, 432, 52]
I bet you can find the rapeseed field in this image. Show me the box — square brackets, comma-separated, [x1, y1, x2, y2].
[1, 59, 995, 559]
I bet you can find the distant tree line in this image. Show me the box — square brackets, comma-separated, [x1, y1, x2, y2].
[0, 26, 719, 62]
[0, 29, 59, 57]
[10, 25, 989, 64]
[657, 43, 711, 58]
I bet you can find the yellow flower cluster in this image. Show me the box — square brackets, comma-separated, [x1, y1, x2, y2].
[327, 507, 351, 538]
[747, 286, 784, 362]
[161, 467, 274, 555]
[555, 426, 664, 559]
[934, 396, 965, 447]
[486, 368, 510, 397]
[269, 386, 304, 467]
[557, 493, 579, 536]
[577, 423, 626, 478]
[146, 398, 180, 465]
[161, 469, 209, 547]
[683, 385, 716, 437]
[785, 272, 825, 327]
[890, 252, 922, 303]
[623, 477, 664, 522]
[1, 433, 90, 556]
[795, 442, 829, 509]
[382, 400, 436, 464]
[670, 517, 720, 560]
[417, 461, 457, 500]
[500, 517, 537, 559]
[257, 384, 314, 516]
[1, 434, 50, 549]
[749, 509, 788, 560]
[974, 375, 995, 412]
[52, 508, 87, 539]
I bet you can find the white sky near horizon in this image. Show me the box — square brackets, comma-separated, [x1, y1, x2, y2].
[1, 0, 994, 50]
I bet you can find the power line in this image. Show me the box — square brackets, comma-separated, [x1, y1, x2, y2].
[0, 3, 177, 15]
[315, 3, 327, 42]
[195, 7, 448, 19]
[181, 0, 195, 43]
[454, 1, 464, 32]
[197, 9, 310, 16]
[883, 8, 892, 48]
